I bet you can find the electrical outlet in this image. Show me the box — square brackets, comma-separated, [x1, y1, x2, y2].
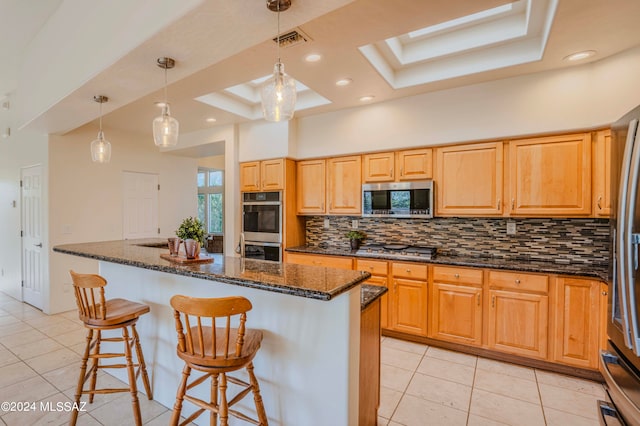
[506, 222, 516, 235]
[323, 218, 330, 229]
[352, 219, 359, 229]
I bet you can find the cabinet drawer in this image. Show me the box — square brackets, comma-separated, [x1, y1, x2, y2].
[356, 259, 388, 275]
[392, 262, 428, 280]
[432, 266, 483, 285]
[286, 253, 353, 270]
[489, 271, 548, 293]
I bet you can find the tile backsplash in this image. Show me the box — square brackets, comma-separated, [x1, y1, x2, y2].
[305, 216, 610, 265]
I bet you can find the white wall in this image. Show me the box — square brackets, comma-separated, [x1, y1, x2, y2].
[295, 46, 640, 159]
[48, 125, 197, 313]
[238, 120, 293, 162]
[197, 155, 225, 169]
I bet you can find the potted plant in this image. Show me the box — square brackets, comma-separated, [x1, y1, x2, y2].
[345, 230, 366, 250]
[176, 217, 205, 258]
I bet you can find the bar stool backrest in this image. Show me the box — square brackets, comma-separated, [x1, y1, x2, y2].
[69, 270, 107, 322]
[170, 295, 253, 363]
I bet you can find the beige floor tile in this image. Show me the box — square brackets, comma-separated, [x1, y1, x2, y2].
[426, 346, 477, 367]
[469, 388, 545, 426]
[538, 383, 601, 420]
[405, 371, 472, 411]
[51, 328, 87, 347]
[143, 410, 176, 426]
[0, 362, 38, 388]
[0, 328, 46, 348]
[0, 375, 58, 404]
[377, 416, 389, 426]
[473, 368, 540, 404]
[5, 307, 46, 321]
[26, 347, 81, 374]
[0, 316, 21, 327]
[380, 364, 414, 392]
[73, 413, 103, 425]
[388, 422, 403, 426]
[535, 370, 606, 398]
[378, 386, 403, 419]
[24, 314, 68, 329]
[0, 392, 78, 426]
[62, 373, 132, 412]
[382, 337, 428, 355]
[39, 320, 84, 338]
[544, 406, 600, 426]
[392, 393, 467, 426]
[69, 342, 88, 356]
[42, 361, 87, 392]
[467, 414, 510, 425]
[10, 337, 64, 360]
[0, 322, 34, 338]
[416, 356, 475, 386]
[381, 346, 423, 371]
[89, 392, 166, 425]
[0, 345, 19, 368]
[476, 357, 536, 381]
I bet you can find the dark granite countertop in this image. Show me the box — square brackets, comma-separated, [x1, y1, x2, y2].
[286, 245, 609, 282]
[361, 284, 387, 309]
[53, 239, 371, 301]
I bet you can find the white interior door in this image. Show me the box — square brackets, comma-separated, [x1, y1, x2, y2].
[123, 171, 159, 239]
[21, 165, 44, 309]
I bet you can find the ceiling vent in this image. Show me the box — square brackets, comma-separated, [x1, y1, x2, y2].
[272, 28, 311, 48]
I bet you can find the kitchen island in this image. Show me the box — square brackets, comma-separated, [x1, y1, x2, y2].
[53, 239, 377, 426]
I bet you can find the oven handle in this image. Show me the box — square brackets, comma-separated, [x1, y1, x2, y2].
[242, 201, 282, 206]
[244, 241, 281, 247]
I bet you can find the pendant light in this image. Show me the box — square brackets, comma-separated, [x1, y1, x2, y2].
[260, 0, 296, 122]
[90, 95, 111, 163]
[153, 57, 179, 147]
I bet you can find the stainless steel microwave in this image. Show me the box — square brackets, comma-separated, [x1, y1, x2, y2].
[362, 181, 433, 218]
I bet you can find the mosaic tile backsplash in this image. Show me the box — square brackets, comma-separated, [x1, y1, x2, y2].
[305, 217, 610, 265]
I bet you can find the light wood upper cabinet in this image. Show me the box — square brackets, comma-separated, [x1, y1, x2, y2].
[553, 277, 601, 369]
[593, 129, 612, 217]
[362, 152, 395, 182]
[435, 142, 503, 216]
[240, 159, 284, 192]
[508, 133, 592, 216]
[327, 156, 362, 215]
[296, 159, 326, 214]
[397, 148, 432, 180]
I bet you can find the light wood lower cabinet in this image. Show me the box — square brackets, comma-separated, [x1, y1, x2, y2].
[553, 277, 601, 369]
[389, 262, 428, 336]
[487, 289, 549, 359]
[430, 283, 482, 345]
[356, 259, 389, 329]
[285, 252, 353, 269]
[359, 297, 381, 426]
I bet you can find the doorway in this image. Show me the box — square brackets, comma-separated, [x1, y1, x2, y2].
[21, 165, 44, 309]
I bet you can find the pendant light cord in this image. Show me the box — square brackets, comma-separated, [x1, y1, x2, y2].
[164, 66, 168, 104]
[276, 2, 281, 64]
[98, 101, 103, 133]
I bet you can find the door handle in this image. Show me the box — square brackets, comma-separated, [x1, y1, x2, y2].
[34, 243, 42, 248]
[597, 196, 603, 210]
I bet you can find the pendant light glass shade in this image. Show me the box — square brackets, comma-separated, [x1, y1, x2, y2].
[90, 95, 111, 164]
[153, 104, 179, 147]
[91, 130, 111, 163]
[261, 0, 296, 122]
[153, 57, 179, 147]
[261, 61, 296, 122]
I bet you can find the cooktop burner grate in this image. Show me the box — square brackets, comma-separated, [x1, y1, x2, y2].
[355, 244, 437, 260]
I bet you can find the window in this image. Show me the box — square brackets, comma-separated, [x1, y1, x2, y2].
[197, 168, 224, 234]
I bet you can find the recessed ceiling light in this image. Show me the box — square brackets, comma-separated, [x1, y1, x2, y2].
[335, 78, 352, 87]
[304, 53, 322, 63]
[154, 101, 168, 108]
[206, 117, 217, 123]
[564, 50, 596, 62]
[359, 95, 375, 102]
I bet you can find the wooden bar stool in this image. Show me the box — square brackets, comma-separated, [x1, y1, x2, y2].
[169, 295, 268, 426]
[69, 270, 153, 426]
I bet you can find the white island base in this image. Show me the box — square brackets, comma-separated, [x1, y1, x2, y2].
[96, 261, 362, 426]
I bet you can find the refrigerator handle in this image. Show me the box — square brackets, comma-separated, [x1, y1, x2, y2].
[623, 120, 640, 355]
[617, 119, 639, 351]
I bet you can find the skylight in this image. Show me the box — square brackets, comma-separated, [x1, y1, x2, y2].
[359, 0, 558, 89]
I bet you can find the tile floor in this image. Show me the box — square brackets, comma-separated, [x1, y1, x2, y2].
[0, 291, 606, 425]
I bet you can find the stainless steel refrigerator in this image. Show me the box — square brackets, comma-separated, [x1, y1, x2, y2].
[601, 105, 640, 425]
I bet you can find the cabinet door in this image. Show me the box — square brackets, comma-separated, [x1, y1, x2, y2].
[389, 278, 428, 336]
[509, 134, 591, 216]
[261, 158, 285, 190]
[430, 283, 482, 345]
[327, 156, 362, 214]
[365, 275, 389, 329]
[296, 160, 326, 214]
[362, 152, 395, 182]
[488, 289, 548, 359]
[397, 148, 432, 180]
[593, 130, 611, 217]
[240, 161, 261, 192]
[435, 142, 503, 215]
[554, 277, 600, 369]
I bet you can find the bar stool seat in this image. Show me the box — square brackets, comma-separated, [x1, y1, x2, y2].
[170, 295, 268, 426]
[69, 270, 153, 426]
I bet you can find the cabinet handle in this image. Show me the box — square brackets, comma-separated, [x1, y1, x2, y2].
[497, 199, 501, 210]
[602, 290, 608, 296]
[515, 279, 521, 285]
[394, 280, 397, 291]
[454, 273, 460, 278]
[406, 269, 411, 273]
[477, 294, 481, 306]
[400, 167, 404, 176]
[511, 198, 515, 210]
[492, 296, 495, 308]
[597, 196, 603, 210]
[390, 168, 393, 176]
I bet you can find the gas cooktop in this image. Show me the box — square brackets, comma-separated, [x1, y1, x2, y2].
[355, 244, 437, 261]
